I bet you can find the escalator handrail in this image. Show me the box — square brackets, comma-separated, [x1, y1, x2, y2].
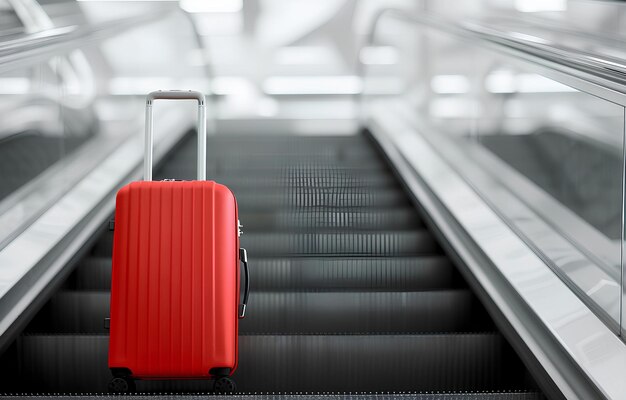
[0, 9, 171, 71]
[360, 8, 626, 97]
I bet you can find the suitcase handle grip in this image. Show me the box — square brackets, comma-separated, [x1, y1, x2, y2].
[144, 90, 207, 181]
[239, 248, 250, 318]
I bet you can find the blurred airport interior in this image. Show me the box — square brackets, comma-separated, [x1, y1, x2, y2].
[0, 0, 625, 398]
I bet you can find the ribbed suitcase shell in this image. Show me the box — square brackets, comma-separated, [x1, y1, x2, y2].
[108, 180, 240, 379]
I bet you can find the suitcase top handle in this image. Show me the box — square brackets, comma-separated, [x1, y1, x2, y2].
[144, 90, 207, 181]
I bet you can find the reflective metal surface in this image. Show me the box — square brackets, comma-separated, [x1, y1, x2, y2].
[369, 100, 626, 400]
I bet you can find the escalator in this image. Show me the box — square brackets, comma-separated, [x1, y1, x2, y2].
[0, 132, 544, 398]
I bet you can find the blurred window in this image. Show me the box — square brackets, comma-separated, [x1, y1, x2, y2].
[0, 0, 24, 37]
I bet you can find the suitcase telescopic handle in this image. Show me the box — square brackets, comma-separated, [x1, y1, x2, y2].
[144, 90, 207, 181]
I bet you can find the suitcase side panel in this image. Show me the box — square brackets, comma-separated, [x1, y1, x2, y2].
[109, 181, 238, 378]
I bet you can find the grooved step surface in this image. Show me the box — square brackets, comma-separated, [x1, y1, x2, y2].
[231, 189, 409, 209]
[240, 232, 440, 256]
[69, 257, 112, 291]
[237, 257, 459, 291]
[92, 231, 439, 257]
[198, 175, 398, 189]
[240, 290, 486, 333]
[27, 290, 488, 334]
[239, 208, 423, 231]
[69, 257, 457, 292]
[16, 334, 529, 392]
[200, 156, 388, 169]
[199, 154, 387, 167]
[157, 167, 394, 182]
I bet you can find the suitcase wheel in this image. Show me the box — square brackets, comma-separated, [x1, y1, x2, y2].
[213, 376, 236, 393]
[108, 376, 135, 393]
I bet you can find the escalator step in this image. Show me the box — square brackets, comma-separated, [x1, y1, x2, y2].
[92, 231, 440, 257]
[242, 256, 458, 291]
[26, 292, 110, 334]
[68, 257, 111, 291]
[205, 135, 374, 147]
[232, 189, 409, 208]
[69, 256, 456, 292]
[241, 290, 488, 333]
[240, 208, 422, 231]
[239, 231, 440, 256]
[201, 156, 387, 170]
[157, 166, 394, 182]
[17, 333, 528, 392]
[208, 175, 398, 189]
[26, 290, 488, 334]
[160, 165, 388, 179]
[168, 146, 387, 169]
[201, 136, 377, 155]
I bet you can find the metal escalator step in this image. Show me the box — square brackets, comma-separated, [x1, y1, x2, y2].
[234, 186, 405, 194]
[249, 257, 458, 291]
[203, 144, 377, 155]
[205, 156, 387, 169]
[157, 166, 394, 181]
[25, 290, 487, 334]
[16, 333, 529, 392]
[26, 292, 110, 334]
[205, 135, 374, 148]
[67, 257, 111, 291]
[232, 189, 409, 208]
[239, 231, 440, 256]
[241, 290, 485, 333]
[68, 256, 454, 292]
[92, 231, 440, 257]
[211, 175, 398, 189]
[165, 149, 387, 170]
[240, 208, 422, 231]
[202, 136, 377, 154]
[160, 164, 387, 177]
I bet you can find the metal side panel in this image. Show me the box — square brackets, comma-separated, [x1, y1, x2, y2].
[367, 99, 626, 400]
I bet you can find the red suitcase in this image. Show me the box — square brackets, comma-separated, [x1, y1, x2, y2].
[108, 90, 249, 393]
